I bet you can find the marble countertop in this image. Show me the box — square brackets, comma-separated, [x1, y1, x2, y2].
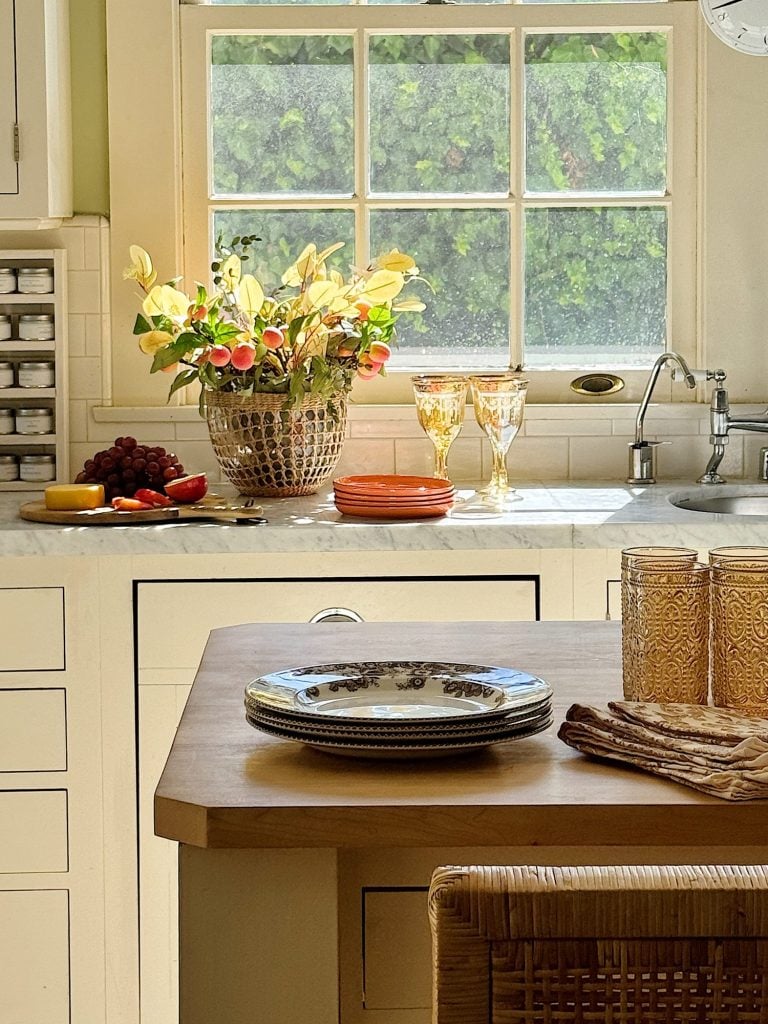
[2, 481, 768, 556]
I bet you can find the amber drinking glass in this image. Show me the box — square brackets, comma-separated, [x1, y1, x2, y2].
[411, 375, 468, 480]
[621, 559, 710, 704]
[709, 547, 768, 716]
[469, 374, 528, 509]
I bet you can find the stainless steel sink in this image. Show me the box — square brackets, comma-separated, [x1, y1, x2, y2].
[670, 492, 768, 516]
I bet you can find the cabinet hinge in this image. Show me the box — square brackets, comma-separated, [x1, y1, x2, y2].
[12, 124, 19, 163]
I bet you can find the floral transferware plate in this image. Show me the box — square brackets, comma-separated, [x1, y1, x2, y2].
[245, 700, 551, 741]
[245, 661, 552, 724]
[245, 711, 554, 759]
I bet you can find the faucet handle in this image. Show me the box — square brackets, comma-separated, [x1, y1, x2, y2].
[670, 367, 709, 384]
[627, 440, 670, 486]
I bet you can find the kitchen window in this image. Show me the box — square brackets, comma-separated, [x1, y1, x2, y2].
[179, 1, 698, 398]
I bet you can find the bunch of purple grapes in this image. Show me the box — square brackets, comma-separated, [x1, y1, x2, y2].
[74, 436, 186, 500]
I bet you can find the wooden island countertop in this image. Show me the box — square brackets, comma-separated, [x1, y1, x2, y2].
[154, 620, 768, 851]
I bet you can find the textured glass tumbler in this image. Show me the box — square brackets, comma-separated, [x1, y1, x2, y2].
[621, 546, 699, 570]
[621, 561, 710, 704]
[710, 548, 768, 716]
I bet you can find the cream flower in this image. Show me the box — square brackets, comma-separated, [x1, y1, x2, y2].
[123, 245, 157, 289]
[138, 330, 174, 355]
[142, 284, 190, 319]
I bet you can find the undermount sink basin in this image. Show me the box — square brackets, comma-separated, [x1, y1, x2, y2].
[670, 491, 768, 516]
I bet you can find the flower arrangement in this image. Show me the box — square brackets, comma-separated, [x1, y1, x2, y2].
[124, 238, 426, 408]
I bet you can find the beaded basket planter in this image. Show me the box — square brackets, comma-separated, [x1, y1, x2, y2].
[204, 390, 347, 497]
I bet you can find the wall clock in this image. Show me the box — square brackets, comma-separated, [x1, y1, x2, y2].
[699, 0, 768, 54]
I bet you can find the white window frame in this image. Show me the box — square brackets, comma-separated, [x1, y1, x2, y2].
[106, 0, 700, 407]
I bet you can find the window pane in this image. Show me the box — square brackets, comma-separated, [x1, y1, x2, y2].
[525, 33, 667, 194]
[524, 207, 667, 368]
[213, 209, 355, 291]
[370, 209, 510, 369]
[369, 36, 510, 196]
[211, 36, 354, 196]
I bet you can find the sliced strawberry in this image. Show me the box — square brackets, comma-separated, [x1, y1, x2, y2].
[134, 488, 174, 507]
[111, 497, 154, 512]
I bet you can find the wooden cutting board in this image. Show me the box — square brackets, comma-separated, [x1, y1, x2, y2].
[19, 497, 266, 525]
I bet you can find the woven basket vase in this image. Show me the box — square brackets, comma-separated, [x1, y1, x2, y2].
[204, 389, 347, 497]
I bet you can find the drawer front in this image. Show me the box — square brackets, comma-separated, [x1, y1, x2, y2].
[0, 790, 68, 873]
[0, 588, 65, 671]
[0, 889, 70, 1023]
[0, 689, 66, 772]
[137, 577, 538, 675]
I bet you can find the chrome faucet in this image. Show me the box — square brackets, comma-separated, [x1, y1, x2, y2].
[699, 370, 768, 483]
[627, 352, 697, 485]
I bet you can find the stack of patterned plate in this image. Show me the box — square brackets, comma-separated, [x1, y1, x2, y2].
[333, 475, 454, 519]
[244, 661, 553, 759]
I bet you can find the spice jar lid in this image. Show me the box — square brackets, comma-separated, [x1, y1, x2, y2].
[19, 314, 55, 322]
[0, 454, 18, 463]
[20, 454, 55, 463]
[18, 267, 53, 275]
[0, 314, 10, 321]
[18, 361, 54, 369]
[0, 267, 16, 275]
[0, 408, 13, 416]
[0, 361, 13, 369]
[16, 407, 52, 414]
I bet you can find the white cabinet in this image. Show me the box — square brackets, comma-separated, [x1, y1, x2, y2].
[0, 0, 17, 197]
[0, 0, 72, 226]
[135, 572, 540, 1024]
[0, 249, 70, 489]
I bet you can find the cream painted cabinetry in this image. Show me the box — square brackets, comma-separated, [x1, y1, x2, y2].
[0, 0, 72, 225]
[0, 558, 105, 1024]
[134, 567, 545, 1024]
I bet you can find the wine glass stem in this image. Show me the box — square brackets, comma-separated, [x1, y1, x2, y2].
[434, 446, 449, 479]
[490, 445, 509, 492]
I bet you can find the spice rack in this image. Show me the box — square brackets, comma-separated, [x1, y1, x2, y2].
[0, 250, 69, 489]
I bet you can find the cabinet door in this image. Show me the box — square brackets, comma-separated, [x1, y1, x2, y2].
[0, 0, 17, 196]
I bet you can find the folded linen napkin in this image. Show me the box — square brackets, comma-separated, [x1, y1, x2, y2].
[558, 702, 768, 801]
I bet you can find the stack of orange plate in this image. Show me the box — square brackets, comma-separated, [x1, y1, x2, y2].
[333, 474, 455, 519]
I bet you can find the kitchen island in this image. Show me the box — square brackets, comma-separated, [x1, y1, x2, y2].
[3, 483, 768, 1024]
[155, 620, 768, 1024]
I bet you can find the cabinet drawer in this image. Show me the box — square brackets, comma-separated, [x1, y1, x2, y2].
[137, 577, 538, 675]
[0, 689, 66, 772]
[0, 889, 70, 1023]
[0, 790, 68, 873]
[0, 588, 65, 671]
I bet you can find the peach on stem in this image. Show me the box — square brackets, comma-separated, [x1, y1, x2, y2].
[262, 326, 284, 350]
[231, 342, 256, 371]
[208, 345, 231, 367]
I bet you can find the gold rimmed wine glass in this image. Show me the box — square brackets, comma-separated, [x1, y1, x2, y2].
[411, 375, 469, 480]
[470, 373, 529, 508]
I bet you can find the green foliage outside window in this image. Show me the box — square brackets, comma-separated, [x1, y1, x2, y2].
[210, 30, 668, 364]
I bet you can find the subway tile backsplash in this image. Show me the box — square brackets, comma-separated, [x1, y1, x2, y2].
[7, 216, 763, 486]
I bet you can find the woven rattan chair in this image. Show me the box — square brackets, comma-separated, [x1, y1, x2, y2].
[429, 864, 768, 1023]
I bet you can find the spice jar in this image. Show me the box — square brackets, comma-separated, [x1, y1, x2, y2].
[0, 409, 13, 434]
[15, 407, 54, 435]
[19, 454, 56, 482]
[0, 315, 11, 341]
[0, 268, 17, 294]
[17, 267, 54, 294]
[0, 362, 13, 388]
[0, 454, 19, 481]
[18, 315, 55, 342]
[17, 361, 54, 388]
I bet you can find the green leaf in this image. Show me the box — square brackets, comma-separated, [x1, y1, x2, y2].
[133, 314, 152, 336]
[167, 367, 199, 400]
[150, 333, 198, 373]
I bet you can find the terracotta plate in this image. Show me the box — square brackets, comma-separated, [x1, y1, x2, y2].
[333, 474, 453, 498]
[333, 491, 454, 507]
[334, 501, 452, 519]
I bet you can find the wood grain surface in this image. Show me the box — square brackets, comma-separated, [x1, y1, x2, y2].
[154, 621, 768, 850]
[19, 498, 265, 525]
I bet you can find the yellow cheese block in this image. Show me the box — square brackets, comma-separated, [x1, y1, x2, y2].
[44, 483, 106, 511]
